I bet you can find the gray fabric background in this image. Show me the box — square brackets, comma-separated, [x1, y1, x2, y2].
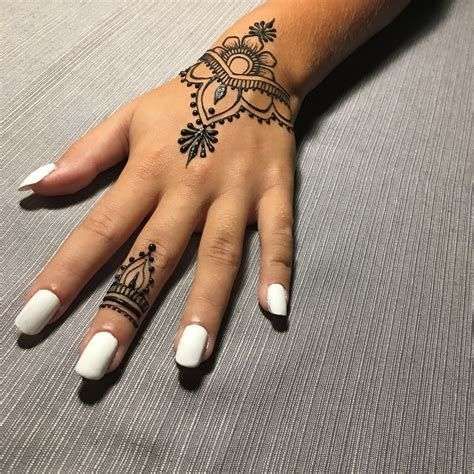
[0, 1, 472, 472]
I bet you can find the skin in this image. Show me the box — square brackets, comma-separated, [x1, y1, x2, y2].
[23, 0, 410, 373]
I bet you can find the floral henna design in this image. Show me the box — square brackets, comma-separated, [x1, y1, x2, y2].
[248, 18, 277, 43]
[99, 244, 156, 328]
[178, 122, 219, 165]
[178, 19, 293, 165]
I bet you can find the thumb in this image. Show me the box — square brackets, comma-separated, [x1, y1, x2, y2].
[19, 99, 139, 195]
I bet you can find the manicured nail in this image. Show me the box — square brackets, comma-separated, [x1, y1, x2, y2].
[267, 283, 288, 316]
[18, 163, 56, 190]
[75, 332, 118, 380]
[175, 324, 208, 368]
[14, 289, 61, 335]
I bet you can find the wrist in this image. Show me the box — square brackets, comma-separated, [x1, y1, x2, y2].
[208, 7, 309, 125]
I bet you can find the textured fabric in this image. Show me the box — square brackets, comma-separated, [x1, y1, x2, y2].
[0, 1, 472, 472]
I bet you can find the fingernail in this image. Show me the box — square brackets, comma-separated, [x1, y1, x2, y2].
[175, 324, 208, 368]
[75, 332, 118, 380]
[267, 283, 288, 316]
[14, 289, 61, 335]
[18, 163, 56, 190]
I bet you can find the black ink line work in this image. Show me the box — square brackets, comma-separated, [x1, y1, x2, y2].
[178, 18, 293, 165]
[99, 244, 156, 328]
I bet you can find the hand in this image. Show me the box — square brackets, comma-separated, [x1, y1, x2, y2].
[15, 23, 296, 379]
[15, 0, 410, 379]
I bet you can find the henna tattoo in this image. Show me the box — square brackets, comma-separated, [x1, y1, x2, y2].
[248, 18, 277, 43]
[99, 244, 156, 327]
[178, 19, 293, 165]
[178, 122, 219, 160]
[99, 304, 140, 329]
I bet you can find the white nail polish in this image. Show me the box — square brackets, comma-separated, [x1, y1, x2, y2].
[267, 284, 288, 316]
[175, 324, 208, 368]
[14, 289, 61, 335]
[75, 332, 118, 380]
[18, 163, 56, 190]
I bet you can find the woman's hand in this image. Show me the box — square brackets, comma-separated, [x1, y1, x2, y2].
[14, 0, 410, 379]
[16, 50, 296, 378]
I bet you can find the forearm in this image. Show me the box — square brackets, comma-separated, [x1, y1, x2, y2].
[213, 0, 411, 112]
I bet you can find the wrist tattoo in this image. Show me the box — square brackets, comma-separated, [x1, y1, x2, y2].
[178, 19, 293, 165]
[99, 244, 156, 328]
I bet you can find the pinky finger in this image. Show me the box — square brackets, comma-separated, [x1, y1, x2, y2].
[257, 185, 294, 317]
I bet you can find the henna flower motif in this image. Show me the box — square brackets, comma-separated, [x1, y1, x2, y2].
[212, 34, 278, 80]
[248, 19, 277, 43]
[178, 123, 219, 165]
[177, 19, 293, 165]
[182, 33, 292, 127]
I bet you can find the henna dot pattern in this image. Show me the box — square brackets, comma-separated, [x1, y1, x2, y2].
[178, 19, 293, 165]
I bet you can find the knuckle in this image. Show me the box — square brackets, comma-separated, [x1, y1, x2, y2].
[268, 245, 293, 271]
[40, 252, 84, 295]
[264, 163, 294, 189]
[203, 232, 241, 269]
[191, 292, 222, 313]
[266, 220, 293, 272]
[130, 158, 160, 183]
[269, 207, 294, 238]
[184, 161, 213, 189]
[229, 159, 254, 184]
[82, 209, 118, 245]
[273, 216, 294, 239]
[63, 140, 99, 175]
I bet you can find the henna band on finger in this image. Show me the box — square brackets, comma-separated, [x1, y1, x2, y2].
[177, 19, 293, 165]
[99, 243, 156, 328]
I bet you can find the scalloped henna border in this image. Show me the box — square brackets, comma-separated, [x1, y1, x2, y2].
[177, 19, 293, 166]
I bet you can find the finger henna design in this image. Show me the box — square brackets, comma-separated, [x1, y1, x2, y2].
[99, 244, 156, 328]
[178, 19, 293, 165]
